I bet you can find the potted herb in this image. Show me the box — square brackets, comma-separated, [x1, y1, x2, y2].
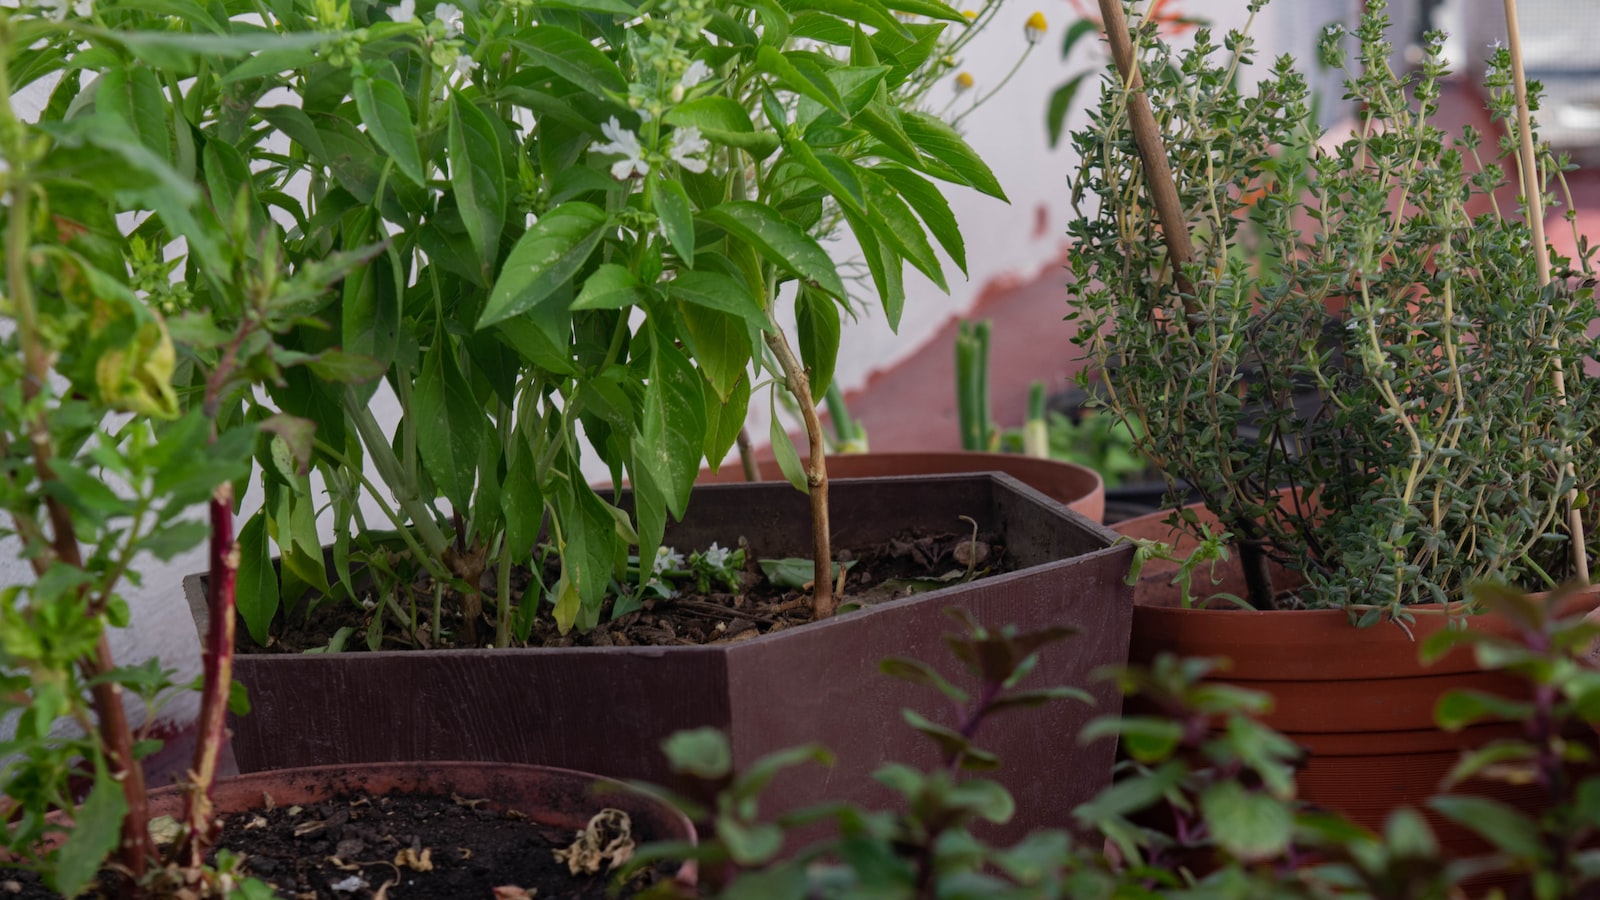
[166, 0, 1136, 836]
[1065, 0, 1598, 854]
[0, 6, 692, 896]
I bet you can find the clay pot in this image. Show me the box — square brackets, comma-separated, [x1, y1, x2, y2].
[1111, 502, 1600, 873]
[698, 452, 1106, 523]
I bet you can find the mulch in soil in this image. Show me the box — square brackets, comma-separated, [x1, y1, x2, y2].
[210, 790, 666, 899]
[2, 792, 672, 899]
[249, 528, 1011, 653]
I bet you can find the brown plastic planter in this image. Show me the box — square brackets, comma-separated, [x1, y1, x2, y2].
[696, 451, 1106, 523]
[187, 474, 1134, 844]
[1111, 502, 1600, 870]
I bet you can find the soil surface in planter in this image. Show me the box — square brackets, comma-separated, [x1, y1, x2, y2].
[2, 792, 668, 899]
[249, 529, 1010, 652]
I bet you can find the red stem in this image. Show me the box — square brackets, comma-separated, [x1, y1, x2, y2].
[178, 482, 238, 867]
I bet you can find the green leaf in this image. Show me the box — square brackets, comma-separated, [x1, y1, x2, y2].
[701, 202, 846, 298]
[219, 43, 322, 84]
[306, 349, 385, 384]
[510, 28, 628, 98]
[448, 94, 508, 274]
[789, 0, 912, 38]
[639, 327, 707, 519]
[947, 778, 1015, 822]
[655, 177, 696, 261]
[901, 110, 1006, 200]
[628, 436, 667, 593]
[353, 74, 424, 186]
[759, 557, 853, 589]
[667, 269, 767, 335]
[52, 769, 128, 899]
[879, 657, 968, 703]
[139, 520, 211, 561]
[703, 372, 750, 470]
[258, 105, 328, 163]
[1434, 689, 1535, 732]
[661, 728, 733, 779]
[570, 263, 646, 310]
[663, 96, 780, 156]
[96, 65, 169, 163]
[768, 387, 808, 494]
[843, 209, 905, 330]
[878, 0, 965, 20]
[795, 290, 840, 398]
[755, 46, 845, 115]
[551, 475, 620, 634]
[678, 303, 752, 401]
[479, 202, 607, 328]
[413, 338, 485, 512]
[1199, 781, 1293, 861]
[1429, 795, 1545, 859]
[786, 141, 866, 218]
[873, 163, 964, 273]
[501, 441, 543, 558]
[901, 708, 972, 760]
[1045, 72, 1091, 149]
[718, 818, 786, 866]
[235, 511, 278, 646]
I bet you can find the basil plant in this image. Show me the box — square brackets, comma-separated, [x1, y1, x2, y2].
[214, 0, 1012, 646]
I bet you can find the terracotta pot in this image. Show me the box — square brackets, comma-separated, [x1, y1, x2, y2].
[137, 762, 697, 889]
[188, 474, 1135, 847]
[1111, 502, 1600, 874]
[697, 452, 1106, 523]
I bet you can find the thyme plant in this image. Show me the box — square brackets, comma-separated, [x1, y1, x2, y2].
[1067, 0, 1599, 615]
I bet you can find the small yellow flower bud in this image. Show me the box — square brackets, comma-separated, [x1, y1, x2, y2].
[961, 8, 977, 20]
[1024, 11, 1046, 44]
[954, 71, 974, 92]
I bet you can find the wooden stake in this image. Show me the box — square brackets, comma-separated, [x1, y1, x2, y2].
[1504, 0, 1589, 584]
[1095, 0, 1197, 314]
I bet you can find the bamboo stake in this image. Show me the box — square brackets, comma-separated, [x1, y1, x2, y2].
[1095, 0, 1276, 608]
[1504, 0, 1589, 584]
[1095, 0, 1197, 314]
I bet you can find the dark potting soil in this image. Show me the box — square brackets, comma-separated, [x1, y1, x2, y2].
[1, 792, 671, 899]
[248, 529, 1011, 653]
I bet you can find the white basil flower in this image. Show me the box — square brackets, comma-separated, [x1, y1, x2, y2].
[38, 0, 87, 20]
[653, 545, 685, 575]
[435, 2, 464, 37]
[680, 59, 712, 90]
[670, 126, 709, 173]
[390, 0, 415, 23]
[451, 53, 478, 80]
[596, 117, 649, 179]
[703, 542, 730, 569]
